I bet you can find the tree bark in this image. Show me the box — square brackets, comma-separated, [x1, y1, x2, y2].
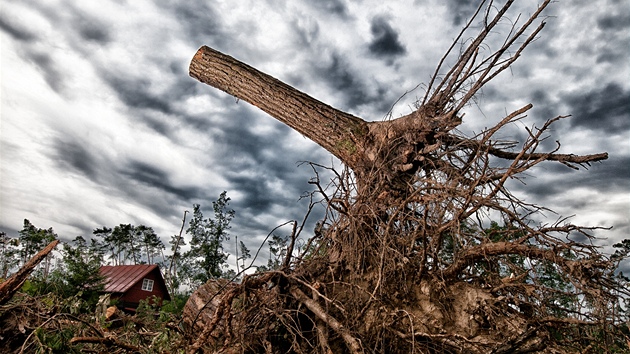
[189, 46, 604, 179]
[190, 46, 370, 170]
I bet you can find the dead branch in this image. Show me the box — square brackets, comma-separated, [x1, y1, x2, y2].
[282, 221, 298, 272]
[289, 286, 363, 354]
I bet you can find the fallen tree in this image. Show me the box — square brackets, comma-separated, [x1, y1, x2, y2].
[0, 240, 59, 306]
[183, 1, 629, 353]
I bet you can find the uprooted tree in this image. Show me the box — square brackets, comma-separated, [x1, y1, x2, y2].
[183, 1, 629, 353]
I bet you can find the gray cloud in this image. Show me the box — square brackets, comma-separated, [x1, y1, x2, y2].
[76, 17, 111, 44]
[119, 160, 203, 200]
[291, 18, 321, 48]
[306, 0, 349, 18]
[159, 2, 225, 48]
[595, 12, 630, 64]
[510, 155, 629, 209]
[28, 50, 66, 93]
[95, 62, 201, 139]
[52, 138, 101, 180]
[312, 51, 391, 114]
[443, 0, 480, 26]
[564, 83, 630, 134]
[102, 73, 172, 114]
[0, 12, 38, 41]
[597, 12, 630, 31]
[368, 16, 406, 60]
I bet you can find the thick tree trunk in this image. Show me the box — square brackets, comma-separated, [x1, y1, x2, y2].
[190, 46, 370, 170]
[189, 46, 606, 178]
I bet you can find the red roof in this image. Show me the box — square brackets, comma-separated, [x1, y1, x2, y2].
[100, 264, 161, 293]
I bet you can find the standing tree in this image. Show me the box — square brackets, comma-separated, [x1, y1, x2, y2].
[57, 236, 105, 306]
[164, 235, 185, 293]
[113, 224, 140, 265]
[184, 1, 629, 353]
[0, 232, 20, 279]
[93, 226, 115, 264]
[183, 192, 235, 287]
[18, 219, 58, 280]
[136, 225, 164, 264]
[236, 239, 251, 274]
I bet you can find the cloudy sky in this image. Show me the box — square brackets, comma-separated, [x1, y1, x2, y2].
[1, 0, 628, 271]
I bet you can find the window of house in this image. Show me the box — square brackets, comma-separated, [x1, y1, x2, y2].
[141, 278, 154, 291]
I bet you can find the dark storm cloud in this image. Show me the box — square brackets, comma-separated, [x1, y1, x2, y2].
[226, 164, 323, 237]
[137, 112, 175, 138]
[368, 16, 406, 60]
[0, 12, 38, 41]
[528, 89, 562, 125]
[573, 156, 630, 192]
[195, 103, 328, 233]
[443, 0, 480, 26]
[512, 155, 630, 203]
[228, 175, 276, 211]
[101, 73, 172, 114]
[211, 104, 320, 179]
[52, 138, 101, 180]
[313, 51, 390, 113]
[76, 16, 111, 44]
[563, 83, 630, 134]
[597, 12, 630, 31]
[307, 0, 349, 18]
[166, 76, 200, 102]
[120, 160, 202, 200]
[595, 12, 630, 64]
[96, 62, 200, 137]
[159, 2, 225, 47]
[27, 50, 66, 93]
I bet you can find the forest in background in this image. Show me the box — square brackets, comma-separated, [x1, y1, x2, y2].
[0, 190, 307, 353]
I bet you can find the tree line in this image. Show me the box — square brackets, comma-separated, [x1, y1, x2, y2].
[0, 191, 296, 310]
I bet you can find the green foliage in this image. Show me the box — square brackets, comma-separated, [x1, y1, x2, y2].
[2, 219, 191, 352]
[136, 225, 164, 264]
[59, 236, 106, 308]
[136, 295, 161, 319]
[612, 239, 630, 265]
[93, 224, 165, 265]
[18, 219, 58, 261]
[237, 239, 251, 271]
[17, 235, 106, 312]
[18, 219, 58, 279]
[160, 293, 189, 315]
[92, 226, 115, 262]
[34, 326, 79, 354]
[0, 231, 20, 278]
[183, 191, 235, 286]
[257, 234, 289, 272]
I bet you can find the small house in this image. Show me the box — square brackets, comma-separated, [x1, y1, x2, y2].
[99, 264, 171, 312]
